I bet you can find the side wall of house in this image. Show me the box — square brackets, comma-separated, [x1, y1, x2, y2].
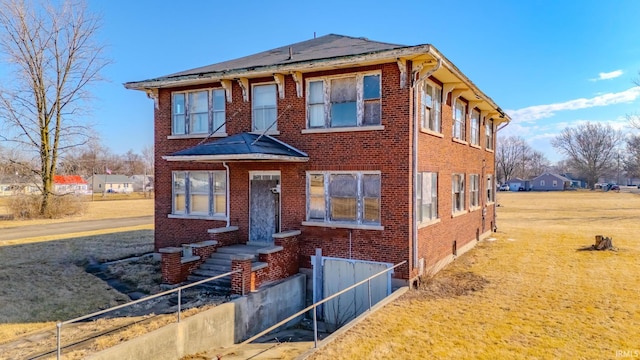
[414, 79, 498, 275]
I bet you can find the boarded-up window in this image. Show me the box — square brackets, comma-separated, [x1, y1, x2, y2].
[309, 174, 325, 220]
[330, 174, 357, 221]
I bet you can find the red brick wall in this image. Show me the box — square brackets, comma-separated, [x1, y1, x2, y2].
[255, 235, 300, 287]
[153, 60, 498, 283]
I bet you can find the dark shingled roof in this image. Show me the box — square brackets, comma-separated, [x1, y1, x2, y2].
[161, 34, 408, 80]
[168, 133, 308, 161]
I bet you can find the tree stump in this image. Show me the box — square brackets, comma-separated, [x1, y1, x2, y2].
[594, 235, 613, 250]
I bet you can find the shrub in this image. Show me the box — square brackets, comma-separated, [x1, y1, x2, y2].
[9, 194, 87, 219]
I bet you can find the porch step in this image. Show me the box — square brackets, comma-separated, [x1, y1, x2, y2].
[187, 244, 267, 293]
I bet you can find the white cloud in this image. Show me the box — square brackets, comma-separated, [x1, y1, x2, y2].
[505, 87, 640, 123]
[596, 70, 623, 81]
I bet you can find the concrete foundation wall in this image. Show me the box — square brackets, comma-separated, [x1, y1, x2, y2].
[87, 274, 306, 360]
[86, 302, 236, 360]
[234, 273, 306, 341]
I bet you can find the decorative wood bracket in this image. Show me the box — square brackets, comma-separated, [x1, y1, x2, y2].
[442, 82, 464, 103]
[397, 58, 407, 89]
[237, 78, 249, 102]
[291, 71, 303, 97]
[450, 88, 467, 103]
[273, 73, 285, 99]
[220, 80, 233, 103]
[480, 110, 490, 124]
[144, 88, 159, 110]
[467, 100, 482, 112]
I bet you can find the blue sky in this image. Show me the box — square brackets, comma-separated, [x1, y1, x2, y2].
[29, 1, 640, 162]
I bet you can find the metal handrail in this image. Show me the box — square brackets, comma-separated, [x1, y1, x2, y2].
[239, 260, 407, 348]
[56, 269, 242, 359]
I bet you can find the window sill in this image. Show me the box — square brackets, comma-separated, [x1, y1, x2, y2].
[168, 214, 227, 221]
[168, 133, 228, 140]
[486, 201, 495, 206]
[249, 130, 280, 136]
[302, 221, 384, 231]
[420, 128, 444, 138]
[451, 211, 466, 218]
[469, 206, 481, 212]
[418, 218, 441, 229]
[301, 125, 384, 134]
[452, 138, 468, 145]
[485, 148, 494, 153]
[469, 144, 481, 149]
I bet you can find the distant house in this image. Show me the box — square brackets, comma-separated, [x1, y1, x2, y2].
[531, 173, 571, 191]
[561, 173, 587, 189]
[129, 175, 154, 192]
[53, 175, 89, 195]
[0, 176, 40, 196]
[87, 174, 133, 194]
[505, 177, 530, 191]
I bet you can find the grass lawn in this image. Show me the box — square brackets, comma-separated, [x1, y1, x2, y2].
[0, 197, 155, 357]
[308, 191, 640, 359]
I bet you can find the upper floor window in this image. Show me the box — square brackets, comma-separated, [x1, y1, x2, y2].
[453, 99, 466, 141]
[173, 171, 226, 217]
[417, 172, 438, 222]
[172, 89, 225, 135]
[470, 109, 480, 146]
[307, 73, 381, 129]
[470, 174, 480, 207]
[421, 81, 442, 133]
[306, 171, 381, 225]
[486, 119, 494, 149]
[252, 84, 277, 132]
[452, 173, 465, 213]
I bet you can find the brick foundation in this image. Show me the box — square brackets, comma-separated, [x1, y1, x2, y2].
[231, 257, 252, 295]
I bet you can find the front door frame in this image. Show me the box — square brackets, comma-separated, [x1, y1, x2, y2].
[248, 171, 281, 244]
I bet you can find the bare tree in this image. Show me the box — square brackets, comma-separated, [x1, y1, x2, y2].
[496, 136, 531, 183]
[628, 73, 640, 129]
[624, 134, 640, 179]
[524, 150, 550, 179]
[551, 122, 624, 189]
[0, 0, 108, 215]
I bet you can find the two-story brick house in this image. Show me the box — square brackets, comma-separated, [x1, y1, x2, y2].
[125, 34, 509, 298]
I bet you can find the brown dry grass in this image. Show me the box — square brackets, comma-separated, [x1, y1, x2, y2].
[308, 191, 640, 359]
[0, 197, 153, 228]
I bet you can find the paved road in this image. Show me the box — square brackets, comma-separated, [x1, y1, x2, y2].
[0, 216, 153, 241]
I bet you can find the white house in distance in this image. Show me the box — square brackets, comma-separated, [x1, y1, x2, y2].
[87, 174, 133, 194]
[53, 175, 90, 195]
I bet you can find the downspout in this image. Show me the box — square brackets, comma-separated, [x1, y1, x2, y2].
[493, 116, 510, 231]
[411, 57, 441, 274]
[223, 162, 230, 227]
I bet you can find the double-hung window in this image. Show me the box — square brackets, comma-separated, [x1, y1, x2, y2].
[306, 171, 381, 225]
[486, 119, 494, 149]
[417, 172, 438, 222]
[172, 89, 226, 135]
[307, 73, 381, 129]
[421, 81, 442, 132]
[453, 99, 467, 141]
[172, 171, 226, 217]
[452, 173, 465, 213]
[252, 84, 277, 132]
[486, 174, 495, 203]
[470, 174, 480, 208]
[470, 109, 480, 146]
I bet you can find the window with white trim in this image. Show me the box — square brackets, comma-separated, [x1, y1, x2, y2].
[417, 172, 438, 222]
[486, 119, 494, 149]
[453, 99, 466, 141]
[470, 174, 480, 207]
[252, 84, 277, 132]
[470, 109, 480, 146]
[172, 171, 226, 217]
[307, 171, 380, 225]
[487, 174, 495, 203]
[421, 81, 442, 132]
[452, 173, 465, 213]
[307, 72, 381, 128]
[553, 180, 558, 187]
[172, 89, 225, 135]
[540, 180, 546, 186]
